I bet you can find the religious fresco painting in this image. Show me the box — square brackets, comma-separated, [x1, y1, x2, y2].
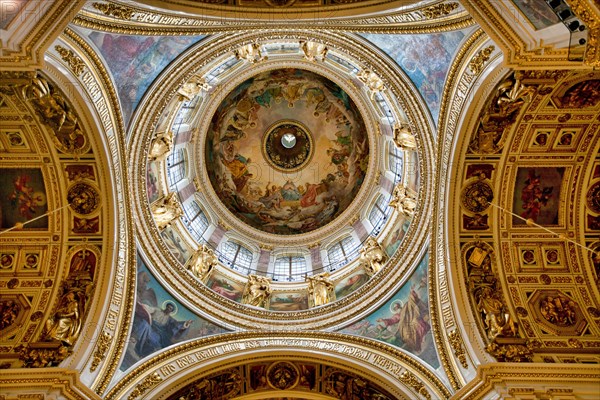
[121, 254, 227, 371]
[383, 218, 411, 257]
[0, 168, 48, 229]
[338, 253, 440, 369]
[512, 167, 565, 226]
[268, 292, 309, 311]
[146, 161, 160, 203]
[160, 225, 191, 265]
[511, 0, 560, 30]
[555, 79, 600, 109]
[205, 68, 369, 235]
[334, 270, 369, 299]
[206, 271, 245, 303]
[361, 29, 470, 124]
[84, 30, 206, 124]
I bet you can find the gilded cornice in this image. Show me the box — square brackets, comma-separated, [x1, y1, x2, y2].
[72, 0, 474, 34]
[568, 0, 600, 67]
[129, 30, 435, 331]
[0, 368, 100, 400]
[451, 363, 600, 400]
[0, 1, 86, 70]
[466, 0, 597, 69]
[430, 28, 491, 390]
[105, 331, 451, 400]
[58, 28, 135, 395]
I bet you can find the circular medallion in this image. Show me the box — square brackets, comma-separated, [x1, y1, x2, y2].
[586, 182, 600, 213]
[67, 183, 100, 215]
[461, 181, 493, 213]
[266, 361, 299, 390]
[263, 120, 313, 172]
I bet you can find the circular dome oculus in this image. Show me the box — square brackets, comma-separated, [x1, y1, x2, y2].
[205, 68, 369, 235]
[263, 120, 313, 172]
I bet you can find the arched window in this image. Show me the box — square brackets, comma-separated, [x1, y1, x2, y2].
[167, 148, 186, 187]
[182, 200, 209, 242]
[273, 255, 307, 282]
[368, 194, 388, 235]
[220, 240, 253, 274]
[327, 236, 358, 270]
[388, 143, 403, 183]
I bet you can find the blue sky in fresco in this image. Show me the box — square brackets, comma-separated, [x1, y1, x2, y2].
[82, 30, 206, 126]
[361, 28, 473, 126]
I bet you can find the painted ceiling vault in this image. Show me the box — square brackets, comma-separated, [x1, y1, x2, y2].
[1, 1, 599, 399]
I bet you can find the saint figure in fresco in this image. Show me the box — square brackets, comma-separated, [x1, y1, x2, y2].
[133, 301, 192, 358]
[376, 285, 430, 352]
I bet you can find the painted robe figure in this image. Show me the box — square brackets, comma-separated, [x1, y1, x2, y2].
[133, 301, 192, 358]
[377, 285, 430, 352]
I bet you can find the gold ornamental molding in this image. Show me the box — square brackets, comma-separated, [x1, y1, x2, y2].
[466, 0, 599, 69]
[0, 369, 100, 400]
[0, 1, 86, 70]
[431, 28, 493, 390]
[105, 332, 451, 400]
[451, 363, 600, 400]
[568, 0, 600, 68]
[73, 0, 474, 34]
[54, 30, 135, 395]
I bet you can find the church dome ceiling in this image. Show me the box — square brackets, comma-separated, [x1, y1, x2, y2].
[204, 68, 369, 235]
[130, 31, 435, 329]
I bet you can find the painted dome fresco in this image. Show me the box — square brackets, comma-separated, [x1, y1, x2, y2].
[133, 33, 432, 327]
[205, 68, 369, 235]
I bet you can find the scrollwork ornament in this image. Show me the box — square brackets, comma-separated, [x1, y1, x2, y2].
[422, 2, 459, 19]
[469, 45, 495, 75]
[92, 2, 135, 20]
[447, 330, 468, 368]
[55, 45, 85, 76]
[128, 372, 162, 400]
[399, 371, 431, 400]
[90, 331, 112, 372]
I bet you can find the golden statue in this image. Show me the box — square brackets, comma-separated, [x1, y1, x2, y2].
[148, 130, 174, 161]
[151, 192, 183, 230]
[243, 275, 272, 308]
[235, 42, 267, 64]
[44, 291, 82, 345]
[359, 237, 387, 276]
[177, 75, 211, 102]
[306, 272, 334, 307]
[392, 122, 417, 151]
[187, 244, 218, 282]
[389, 184, 417, 218]
[356, 69, 386, 100]
[300, 40, 328, 62]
